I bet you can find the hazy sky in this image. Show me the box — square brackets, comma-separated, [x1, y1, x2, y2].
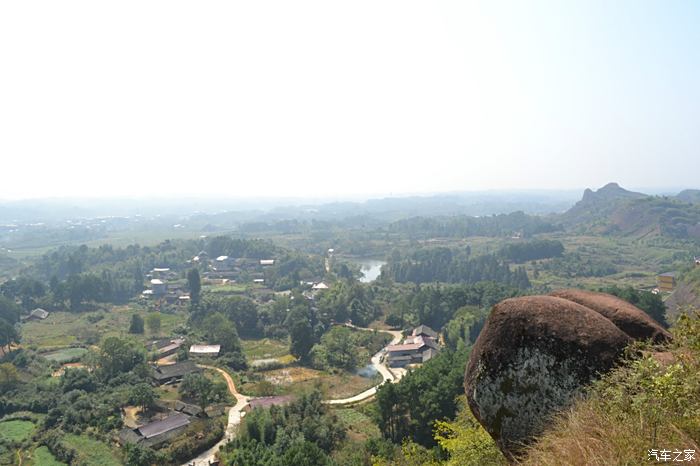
[1, 1, 698, 200]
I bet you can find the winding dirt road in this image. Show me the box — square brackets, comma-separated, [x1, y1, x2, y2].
[182, 366, 249, 466]
[183, 325, 406, 464]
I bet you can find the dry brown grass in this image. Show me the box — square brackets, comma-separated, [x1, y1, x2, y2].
[519, 403, 700, 465]
[519, 378, 700, 465]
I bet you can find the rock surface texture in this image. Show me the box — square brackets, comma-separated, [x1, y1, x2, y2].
[464, 295, 635, 459]
[549, 288, 672, 343]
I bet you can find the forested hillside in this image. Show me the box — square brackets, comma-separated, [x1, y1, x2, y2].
[561, 183, 700, 239]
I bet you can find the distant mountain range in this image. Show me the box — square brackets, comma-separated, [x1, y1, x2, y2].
[2, 185, 700, 241]
[0, 191, 580, 225]
[560, 183, 700, 239]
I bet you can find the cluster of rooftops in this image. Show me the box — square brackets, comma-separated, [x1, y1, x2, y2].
[124, 324, 441, 449]
[386, 325, 441, 367]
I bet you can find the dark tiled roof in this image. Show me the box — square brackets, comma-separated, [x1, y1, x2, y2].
[119, 428, 142, 444]
[152, 360, 201, 381]
[137, 413, 190, 439]
[412, 325, 438, 339]
[174, 400, 203, 416]
[151, 339, 174, 350]
[387, 343, 421, 352]
[422, 347, 439, 362]
[421, 336, 440, 350]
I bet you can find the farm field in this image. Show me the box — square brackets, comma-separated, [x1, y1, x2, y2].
[0, 419, 36, 442]
[335, 407, 381, 442]
[28, 446, 66, 466]
[240, 366, 382, 399]
[60, 434, 122, 466]
[241, 338, 290, 361]
[21, 307, 188, 349]
[205, 283, 249, 294]
[42, 348, 88, 363]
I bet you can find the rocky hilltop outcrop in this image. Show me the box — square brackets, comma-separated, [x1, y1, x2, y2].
[465, 291, 668, 460]
[559, 183, 700, 239]
[559, 182, 647, 229]
[549, 289, 671, 343]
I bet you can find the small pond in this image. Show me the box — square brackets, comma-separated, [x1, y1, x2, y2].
[355, 364, 379, 378]
[357, 259, 386, 283]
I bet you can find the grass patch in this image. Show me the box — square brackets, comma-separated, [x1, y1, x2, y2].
[29, 446, 67, 466]
[242, 338, 290, 360]
[277, 354, 297, 365]
[155, 384, 181, 401]
[206, 283, 248, 294]
[61, 434, 121, 466]
[335, 408, 381, 440]
[0, 420, 36, 442]
[21, 307, 188, 349]
[0, 419, 36, 442]
[241, 366, 381, 399]
[42, 348, 88, 363]
[519, 313, 700, 466]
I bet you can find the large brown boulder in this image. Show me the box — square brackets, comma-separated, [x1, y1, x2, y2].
[549, 288, 671, 343]
[465, 296, 632, 459]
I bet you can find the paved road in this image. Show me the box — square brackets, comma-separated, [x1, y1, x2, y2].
[182, 366, 249, 466]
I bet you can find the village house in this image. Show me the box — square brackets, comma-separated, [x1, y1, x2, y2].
[386, 325, 441, 368]
[189, 344, 221, 358]
[150, 338, 186, 359]
[172, 400, 203, 417]
[260, 259, 275, 266]
[150, 279, 168, 296]
[119, 412, 190, 448]
[151, 360, 201, 385]
[150, 267, 171, 279]
[412, 324, 438, 340]
[695, 256, 700, 266]
[23, 308, 49, 321]
[192, 250, 209, 263]
[214, 255, 235, 271]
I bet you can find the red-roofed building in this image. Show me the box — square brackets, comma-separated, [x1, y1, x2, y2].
[386, 325, 440, 367]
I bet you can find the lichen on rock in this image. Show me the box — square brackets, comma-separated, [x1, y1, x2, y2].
[464, 295, 632, 459]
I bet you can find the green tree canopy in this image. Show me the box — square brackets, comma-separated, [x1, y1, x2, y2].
[129, 314, 145, 334]
[187, 268, 201, 303]
[130, 383, 156, 411]
[288, 310, 315, 362]
[0, 362, 19, 389]
[0, 296, 21, 324]
[98, 337, 145, 380]
[0, 318, 19, 355]
[179, 373, 214, 410]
